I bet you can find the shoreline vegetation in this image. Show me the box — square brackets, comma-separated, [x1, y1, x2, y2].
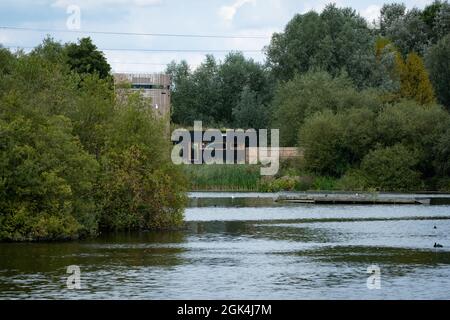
[1, 2, 450, 242]
[183, 163, 450, 193]
[0, 38, 187, 242]
[171, 2, 450, 194]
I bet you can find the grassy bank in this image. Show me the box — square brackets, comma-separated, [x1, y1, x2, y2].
[181, 163, 450, 193]
[181, 164, 310, 192]
[181, 165, 261, 191]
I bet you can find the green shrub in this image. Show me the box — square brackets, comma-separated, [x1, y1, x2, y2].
[98, 95, 187, 231]
[336, 170, 369, 191]
[0, 116, 99, 241]
[360, 145, 423, 191]
[312, 176, 338, 191]
[258, 176, 299, 192]
[0, 41, 188, 241]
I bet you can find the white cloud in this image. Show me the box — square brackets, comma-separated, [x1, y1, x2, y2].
[361, 4, 381, 25]
[52, 0, 162, 9]
[219, 0, 256, 22]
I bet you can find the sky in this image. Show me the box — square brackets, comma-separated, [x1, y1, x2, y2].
[0, 0, 434, 73]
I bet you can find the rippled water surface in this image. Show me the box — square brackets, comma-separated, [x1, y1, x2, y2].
[1, 199, 450, 299]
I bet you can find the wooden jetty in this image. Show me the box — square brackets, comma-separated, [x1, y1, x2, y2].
[276, 195, 431, 205]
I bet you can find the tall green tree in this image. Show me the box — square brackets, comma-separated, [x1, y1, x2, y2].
[384, 8, 430, 56]
[0, 39, 187, 241]
[266, 4, 378, 88]
[65, 37, 111, 79]
[168, 52, 273, 127]
[98, 93, 187, 231]
[232, 86, 270, 129]
[426, 34, 450, 109]
[395, 52, 436, 105]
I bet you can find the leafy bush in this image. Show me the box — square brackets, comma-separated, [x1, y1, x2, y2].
[311, 176, 338, 191]
[359, 145, 423, 191]
[0, 40, 188, 241]
[258, 176, 299, 192]
[0, 116, 99, 241]
[336, 170, 369, 191]
[299, 107, 376, 177]
[98, 95, 187, 231]
[273, 71, 381, 146]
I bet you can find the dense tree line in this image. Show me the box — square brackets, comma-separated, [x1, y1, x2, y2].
[169, 1, 450, 191]
[0, 38, 187, 241]
[167, 53, 274, 128]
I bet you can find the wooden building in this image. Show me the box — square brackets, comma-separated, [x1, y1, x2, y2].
[114, 73, 171, 118]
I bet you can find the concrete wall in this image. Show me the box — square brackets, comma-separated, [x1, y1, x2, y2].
[246, 147, 303, 163]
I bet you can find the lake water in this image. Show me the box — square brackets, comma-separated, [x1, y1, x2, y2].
[1, 195, 450, 300]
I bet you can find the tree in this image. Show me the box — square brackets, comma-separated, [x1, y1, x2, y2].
[379, 1, 449, 55]
[298, 110, 346, 177]
[65, 37, 111, 79]
[31, 37, 67, 66]
[0, 115, 99, 241]
[98, 93, 187, 231]
[0, 40, 188, 241]
[422, 1, 445, 42]
[376, 101, 450, 178]
[426, 34, 450, 109]
[359, 145, 423, 191]
[385, 8, 430, 56]
[220, 52, 273, 126]
[0, 46, 16, 75]
[232, 86, 270, 129]
[434, 128, 450, 177]
[380, 3, 406, 35]
[272, 71, 381, 146]
[168, 52, 273, 127]
[434, 1, 450, 39]
[298, 107, 376, 177]
[266, 4, 379, 88]
[395, 52, 436, 105]
[166, 60, 197, 125]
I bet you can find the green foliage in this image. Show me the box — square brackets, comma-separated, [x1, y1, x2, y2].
[0, 46, 16, 75]
[258, 176, 300, 192]
[434, 128, 450, 177]
[299, 107, 377, 177]
[65, 38, 111, 79]
[385, 8, 430, 56]
[98, 94, 187, 230]
[336, 169, 369, 192]
[167, 53, 273, 128]
[425, 34, 450, 109]
[359, 145, 423, 192]
[232, 86, 270, 129]
[434, 1, 450, 39]
[0, 39, 187, 241]
[395, 53, 436, 105]
[379, 1, 450, 55]
[298, 98, 450, 191]
[266, 4, 380, 88]
[0, 115, 99, 241]
[376, 101, 450, 178]
[273, 71, 381, 146]
[182, 165, 261, 191]
[380, 3, 406, 35]
[311, 176, 338, 191]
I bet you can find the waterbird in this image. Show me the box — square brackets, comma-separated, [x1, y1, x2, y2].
[434, 243, 444, 248]
[434, 226, 437, 229]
